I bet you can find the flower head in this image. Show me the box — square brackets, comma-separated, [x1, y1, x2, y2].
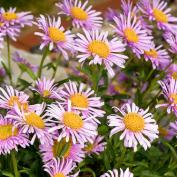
[75, 29, 128, 76]
[35, 15, 75, 60]
[108, 103, 159, 151]
[44, 158, 79, 177]
[56, 0, 102, 30]
[169, 121, 177, 138]
[164, 32, 177, 54]
[104, 8, 119, 22]
[46, 102, 98, 145]
[100, 168, 133, 177]
[166, 64, 177, 80]
[0, 116, 29, 155]
[112, 12, 152, 58]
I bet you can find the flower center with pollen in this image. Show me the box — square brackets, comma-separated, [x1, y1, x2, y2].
[144, 49, 158, 58]
[0, 124, 18, 140]
[153, 8, 168, 23]
[8, 96, 20, 107]
[70, 93, 88, 108]
[53, 173, 66, 177]
[84, 143, 94, 152]
[124, 113, 145, 132]
[43, 90, 50, 97]
[88, 40, 110, 58]
[25, 112, 45, 129]
[63, 112, 83, 130]
[124, 28, 139, 43]
[71, 7, 88, 20]
[170, 93, 177, 104]
[48, 27, 66, 42]
[172, 72, 177, 80]
[2, 12, 17, 21]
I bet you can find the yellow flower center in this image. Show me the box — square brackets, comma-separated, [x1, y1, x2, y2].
[159, 127, 168, 137]
[84, 143, 94, 152]
[124, 28, 139, 43]
[153, 8, 168, 23]
[0, 124, 18, 140]
[8, 96, 20, 107]
[2, 12, 18, 21]
[48, 27, 66, 42]
[70, 93, 88, 108]
[88, 40, 110, 58]
[172, 72, 177, 80]
[43, 90, 50, 97]
[170, 93, 177, 104]
[124, 113, 145, 132]
[0, 22, 4, 27]
[53, 173, 66, 177]
[63, 112, 83, 130]
[25, 112, 45, 129]
[144, 49, 158, 58]
[71, 7, 88, 20]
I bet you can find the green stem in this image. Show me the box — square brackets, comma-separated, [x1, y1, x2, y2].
[11, 151, 19, 177]
[37, 47, 49, 78]
[6, 36, 13, 85]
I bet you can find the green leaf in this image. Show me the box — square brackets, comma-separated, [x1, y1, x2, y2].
[2, 171, 14, 177]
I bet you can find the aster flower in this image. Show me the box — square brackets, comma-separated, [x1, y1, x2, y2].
[166, 64, 177, 80]
[13, 52, 38, 72]
[144, 42, 171, 69]
[108, 103, 159, 151]
[40, 138, 85, 163]
[46, 102, 97, 145]
[104, 8, 119, 22]
[156, 78, 177, 115]
[138, 0, 177, 33]
[84, 135, 106, 155]
[56, 0, 102, 30]
[44, 158, 79, 177]
[0, 7, 33, 27]
[112, 12, 152, 58]
[0, 85, 29, 110]
[169, 121, 177, 138]
[31, 77, 60, 99]
[57, 81, 105, 121]
[35, 15, 75, 60]
[0, 115, 29, 155]
[75, 30, 128, 76]
[6, 103, 53, 145]
[164, 32, 177, 54]
[100, 168, 133, 177]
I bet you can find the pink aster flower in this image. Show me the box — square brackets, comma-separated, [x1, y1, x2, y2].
[144, 42, 171, 69]
[0, 116, 30, 155]
[46, 102, 98, 145]
[104, 8, 119, 22]
[156, 78, 177, 115]
[57, 81, 105, 122]
[121, 0, 138, 16]
[75, 30, 128, 76]
[164, 32, 177, 54]
[0, 7, 33, 27]
[44, 158, 79, 177]
[108, 103, 159, 151]
[169, 121, 177, 138]
[100, 168, 133, 177]
[31, 77, 60, 99]
[35, 15, 75, 60]
[0, 85, 29, 110]
[138, 0, 177, 33]
[56, 0, 102, 30]
[6, 103, 53, 145]
[84, 135, 106, 155]
[166, 64, 177, 80]
[40, 138, 85, 163]
[112, 12, 152, 58]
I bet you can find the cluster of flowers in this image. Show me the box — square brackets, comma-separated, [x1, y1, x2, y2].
[0, 0, 177, 176]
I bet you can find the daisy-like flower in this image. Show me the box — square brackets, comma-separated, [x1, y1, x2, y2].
[35, 15, 75, 60]
[84, 135, 106, 155]
[0, 115, 29, 155]
[156, 78, 177, 115]
[6, 103, 53, 145]
[46, 102, 97, 145]
[31, 77, 60, 99]
[44, 158, 79, 177]
[112, 12, 152, 58]
[56, 0, 102, 30]
[121, 0, 138, 16]
[40, 138, 85, 163]
[104, 8, 119, 22]
[75, 30, 128, 76]
[164, 32, 177, 54]
[144, 42, 171, 69]
[138, 0, 177, 33]
[108, 103, 159, 151]
[166, 64, 177, 80]
[0, 85, 29, 110]
[0, 7, 33, 27]
[57, 81, 105, 121]
[100, 168, 133, 177]
[169, 121, 177, 138]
